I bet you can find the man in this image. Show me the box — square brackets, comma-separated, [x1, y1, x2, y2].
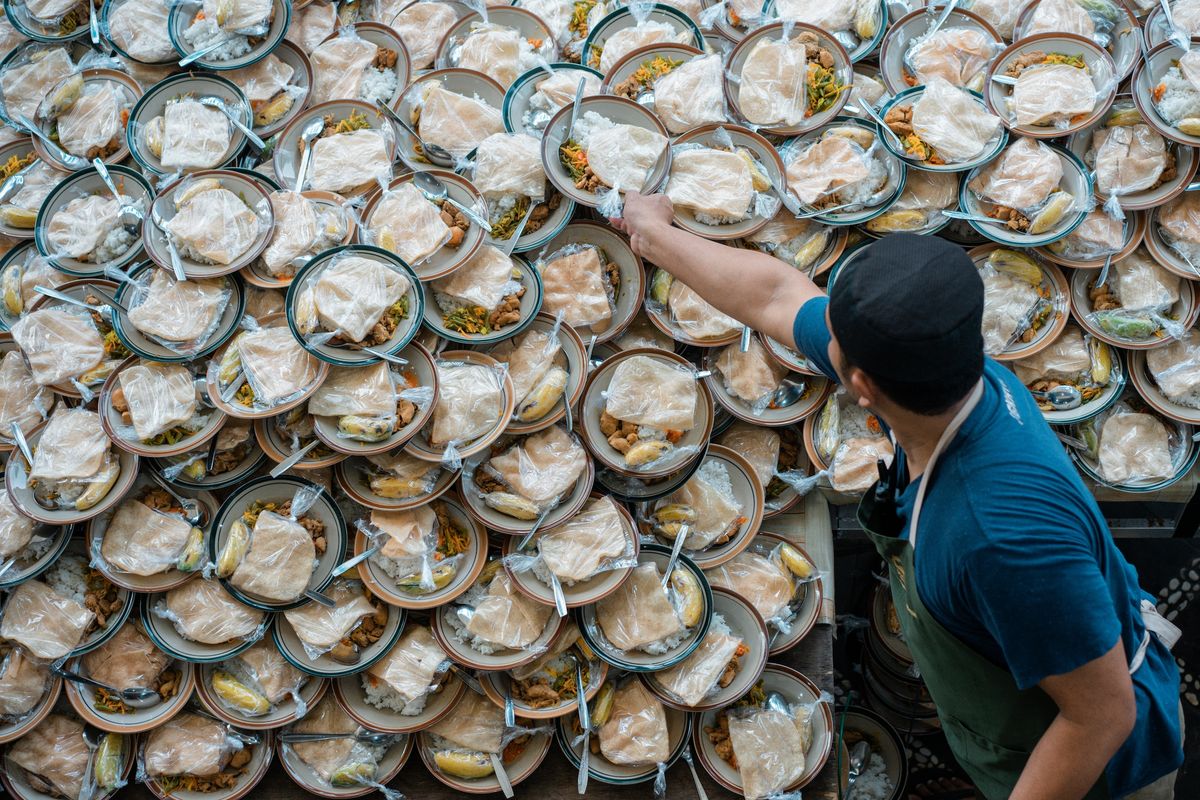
[614, 193, 1185, 800]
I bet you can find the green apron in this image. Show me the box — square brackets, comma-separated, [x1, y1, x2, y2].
[858, 383, 1107, 800]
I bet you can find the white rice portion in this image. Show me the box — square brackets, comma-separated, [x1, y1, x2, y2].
[358, 67, 399, 106]
[427, 731, 490, 756]
[371, 551, 424, 583]
[183, 17, 252, 61]
[360, 672, 431, 716]
[43, 554, 88, 606]
[851, 752, 895, 800]
[171, 236, 219, 265]
[94, 225, 134, 264]
[637, 625, 693, 656]
[1155, 66, 1200, 126]
[16, 535, 54, 568]
[694, 208, 752, 226]
[570, 110, 615, 147]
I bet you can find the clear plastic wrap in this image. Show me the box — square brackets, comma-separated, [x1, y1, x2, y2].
[1146, 331, 1200, 408]
[98, 498, 197, 577]
[1050, 209, 1125, 261]
[597, 680, 670, 765]
[490, 328, 564, 418]
[716, 423, 779, 488]
[114, 362, 202, 443]
[906, 76, 1002, 164]
[296, 252, 411, 345]
[125, 269, 231, 356]
[166, 178, 268, 266]
[0, 491, 36, 561]
[142, 712, 240, 779]
[604, 354, 698, 431]
[569, 110, 668, 195]
[1023, 0, 1120, 48]
[746, 212, 832, 270]
[365, 624, 450, 711]
[228, 509, 317, 604]
[1086, 250, 1184, 341]
[645, 458, 746, 551]
[1157, 192, 1200, 267]
[505, 494, 635, 585]
[866, 169, 957, 234]
[524, 70, 602, 134]
[1095, 406, 1176, 484]
[283, 579, 377, 660]
[714, 337, 786, 413]
[308, 362, 397, 418]
[979, 262, 1042, 355]
[428, 360, 505, 449]
[1013, 325, 1092, 386]
[1009, 60, 1104, 130]
[830, 436, 893, 493]
[653, 615, 743, 706]
[6, 714, 90, 800]
[0, 579, 94, 661]
[389, 0, 460, 68]
[361, 451, 444, 501]
[174, 0, 272, 63]
[286, 1, 338, 52]
[47, 82, 124, 159]
[903, 27, 1000, 91]
[725, 700, 815, 800]
[0, 251, 70, 316]
[1091, 119, 1170, 211]
[361, 505, 454, 595]
[665, 143, 761, 225]
[157, 578, 266, 645]
[210, 320, 322, 412]
[43, 193, 139, 265]
[308, 127, 395, 195]
[427, 688, 506, 753]
[0, 648, 51, 718]
[81, 622, 171, 691]
[261, 192, 349, 279]
[107, 0, 176, 63]
[596, 18, 690, 73]
[449, 21, 553, 88]
[0, 349, 52, 441]
[477, 425, 588, 512]
[538, 244, 616, 331]
[784, 127, 890, 212]
[450, 570, 553, 651]
[594, 562, 685, 652]
[614, 309, 675, 351]
[289, 694, 398, 793]
[413, 81, 505, 160]
[27, 407, 117, 512]
[232, 638, 308, 709]
[967, 0, 1023, 38]
[152, 97, 233, 171]
[2, 161, 60, 224]
[708, 544, 817, 632]
[967, 136, 1065, 215]
[10, 306, 106, 387]
[472, 133, 546, 200]
[367, 182, 454, 267]
[651, 54, 728, 135]
[310, 29, 381, 106]
[0, 45, 75, 128]
[736, 33, 809, 128]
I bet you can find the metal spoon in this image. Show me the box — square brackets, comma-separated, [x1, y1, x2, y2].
[771, 377, 809, 408]
[303, 588, 337, 608]
[925, 0, 960, 37]
[361, 346, 408, 365]
[585, 333, 599, 370]
[680, 745, 710, 800]
[205, 433, 220, 473]
[330, 545, 379, 578]
[796, 200, 860, 219]
[990, 73, 1018, 86]
[568, 77, 586, 133]
[293, 118, 325, 192]
[280, 731, 395, 746]
[51, 666, 161, 708]
[197, 96, 266, 150]
[1031, 384, 1082, 411]
[145, 469, 203, 524]
[9, 422, 33, 466]
[411, 172, 492, 230]
[548, 568, 568, 617]
[149, 204, 188, 283]
[374, 100, 456, 167]
[1161, 0, 1191, 50]
[739, 325, 752, 352]
[19, 116, 86, 169]
[940, 209, 1010, 226]
[515, 506, 553, 551]
[764, 690, 791, 715]
[93, 158, 144, 237]
[1094, 251, 1114, 290]
[504, 200, 537, 256]
[491, 752, 515, 798]
[660, 523, 689, 590]
[0, 158, 41, 205]
[504, 680, 516, 727]
[845, 740, 870, 800]
[852, 89, 904, 150]
[269, 439, 320, 478]
[450, 664, 485, 696]
[81, 724, 106, 800]
[33, 285, 106, 313]
[88, 0, 99, 44]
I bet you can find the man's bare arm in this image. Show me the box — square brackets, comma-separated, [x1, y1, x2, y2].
[613, 193, 825, 345]
[1010, 639, 1136, 800]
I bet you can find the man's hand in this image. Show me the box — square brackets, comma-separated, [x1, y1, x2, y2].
[610, 192, 674, 260]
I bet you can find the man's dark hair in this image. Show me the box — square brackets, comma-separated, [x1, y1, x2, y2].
[829, 233, 986, 416]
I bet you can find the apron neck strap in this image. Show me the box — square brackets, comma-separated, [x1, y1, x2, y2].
[909, 380, 985, 549]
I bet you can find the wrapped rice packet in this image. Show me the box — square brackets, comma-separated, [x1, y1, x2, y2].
[109, 360, 214, 449]
[0, 577, 95, 662]
[154, 578, 268, 646]
[137, 711, 258, 788]
[283, 578, 380, 661]
[91, 493, 205, 578]
[665, 130, 780, 227]
[444, 561, 553, 656]
[0, 647, 52, 720]
[503, 495, 637, 586]
[211, 639, 309, 719]
[594, 561, 702, 655]
[363, 624, 452, 716]
[967, 137, 1083, 236]
[537, 243, 619, 334]
[123, 269, 234, 357]
[7, 713, 128, 800]
[284, 695, 407, 798]
[445, 20, 556, 88]
[653, 614, 747, 706]
[468, 425, 588, 521]
[426, 359, 508, 470]
[782, 125, 893, 215]
[902, 25, 1003, 93]
[1085, 249, 1186, 343]
[600, 354, 702, 470]
[15, 407, 121, 513]
[720, 689, 832, 800]
[1078, 402, 1182, 486]
[355, 506, 462, 594]
[163, 175, 271, 267]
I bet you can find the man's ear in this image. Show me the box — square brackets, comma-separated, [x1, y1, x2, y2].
[847, 368, 878, 409]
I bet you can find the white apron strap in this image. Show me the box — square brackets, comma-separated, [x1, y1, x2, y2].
[1129, 599, 1181, 674]
[909, 381, 985, 549]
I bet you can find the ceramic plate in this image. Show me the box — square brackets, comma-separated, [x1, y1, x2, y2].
[141, 727, 274, 800]
[5, 429, 138, 526]
[274, 593, 406, 678]
[421, 251, 543, 346]
[334, 655, 467, 734]
[417, 718, 552, 794]
[273, 100, 397, 194]
[435, 7, 557, 88]
[1128, 349, 1200, 425]
[404, 350, 516, 463]
[1068, 257, 1199, 350]
[195, 659, 327, 730]
[98, 356, 226, 458]
[64, 638, 195, 734]
[481, 311, 588, 435]
[393, 69, 505, 173]
[334, 456, 460, 512]
[126, 72, 251, 176]
[503, 63, 603, 138]
[166, 0, 291, 71]
[141, 582, 272, 664]
[877, 8, 1001, 96]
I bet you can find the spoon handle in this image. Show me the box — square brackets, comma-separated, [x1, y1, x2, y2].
[20, 117, 83, 167]
[0, 158, 37, 205]
[331, 546, 379, 578]
[661, 523, 689, 589]
[33, 286, 103, 312]
[491, 753, 514, 799]
[269, 439, 320, 478]
[9, 422, 34, 466]
[92, 158, 123, 205]
[442, 195, 492, 231]
[222, 104, 266, 150]
[504, 199, 537, 256]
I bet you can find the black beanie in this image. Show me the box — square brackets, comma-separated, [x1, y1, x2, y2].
[828, 233, 984, 384]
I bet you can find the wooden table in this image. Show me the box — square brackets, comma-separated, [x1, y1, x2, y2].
[123, 624, 837, 800]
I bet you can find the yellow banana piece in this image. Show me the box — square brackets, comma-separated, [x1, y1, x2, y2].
[338, 414, 397, 442]
[791, 231, 829, 270]
[211, 670, 270, 715]
[515, 366, 568, 422]
[778, 543, 814, 579]
[253, 92, 295, 128]
[176, 526, 205, 572]
[483, 491, 540, 520]
[986, 249, 1043, 286]
[144, 116, 165, 159]
[331, 762, 377, 787]
[624, 439, 670, 467]
[369, 474, 429, 498]
[216, 519, 250, 578]
[2, 263, 23, 315]
[75, 461, 119, 511]
[93, 733, 124, 790]
[1028, 191, 1075, 236]
[174, 178, 223, 210]
[670, 567, 703, 627]
[0, 205, 37, 229]
[434, 751, 493, 779]
[590, 681, 615, 727]
[654, 504, 696, 524]
[396, 561, 456, 593]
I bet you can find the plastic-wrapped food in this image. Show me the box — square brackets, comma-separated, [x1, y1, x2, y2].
[126, 270, 230, 350]
[229, 510, 316, 603]
[82, 622, 170, 691]
[1097, 409, 1175, 484]
[390, 1, 459, 69]
[483, 425, 587, 511]
[309, 128, 393, 195]
[167, 182, 263, 266]
[370, 182, 453, 266]
[526, 70, 603, 126]
[968, 137, 1063, 212]
[665, 147, 755, 223]
[1025, 0, 1097, 39]
[605, 355, 697, 432]
[233, 639, 306, 706]
[538, 245, 615, 330]
[904, 28, 998, 90]
[571, 111, 668, 192]
[717, 424, 779, 488]
[772, 0, 856, 30]
[143, 712, 235, 778]
[290, 695, 381, 786]
[1110, 250, 1180, 311]
[463, 571, 553, 649]
[416, 83, 505, 160]
[429, 362, 504, 447]
[726, 703, 811, 799]
[737, 35, 808, 128]
[654, 616, 743, 705]
[44, 194, 138, 264]
[0, 648, 50, 717]
[852, 70, 886, 108]
[598, 20, 690, 73]
[785, 134, 882, 207]
[116, 362, 198, 442]
[491, 328, 562, 416]
[2, 161, 60, 226]
[428, 689, 505, 753]
[365, 624, 448, 710]
[108, 0, 176, 62]
[830, 436, 894, 493]
[309, 362, 396, 418]
[53, 84, 123, 158]
[286, 2, 337, 52]
[1147, 331, 1200, 408]
[652, 459, 745, 550]
[307, 255, 410, 344]
[0, 47, 74, 124]
[968, 0, 1023, 38]
[0, 349, 52, 439]
[1092, 123, 1169, 198]
[228, 55, 298, 127]
[473, 133, 545, 200]
[598, 680, 669, 765]
[156, 98, 232, 170]
[228, 324, 323, 409]
[311, 33, 381, 105]
[262, 193, 348, 278]
[1157, 193, 1200, 265]
[453, 22, 548, 88]
[866, 170, 957, 234]
[100, 498, 197, 576]
[7, 714, 90, 800]
[10, 307, 105, 386]
[30, 406, 112, 485]
[535, 495, 630, 583]
[707, 550, 797, 625]
[1051, 210, 1124, 261]
[363, 451, 443, 499]
[652, 55, 727, 135]
[715, 337, 786, 410]
[161, 578, 265, 644]
[0, 491, 35, 561]
[745, 213, 832, 270]
[432, 246, 522, 338]
[908, 77, 1001, 164]
[283, 580, 376, 658]
[1, 252, 70, 316]
[980, 264, 1041, 354]
[1010, 61, 1098, 129]
[595, 562, 684, 651]
[1013, 326, 1092, 386]
[0, 579, 94, 661]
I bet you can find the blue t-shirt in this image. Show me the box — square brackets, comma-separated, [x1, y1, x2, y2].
[794, 297, 1183, 797]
